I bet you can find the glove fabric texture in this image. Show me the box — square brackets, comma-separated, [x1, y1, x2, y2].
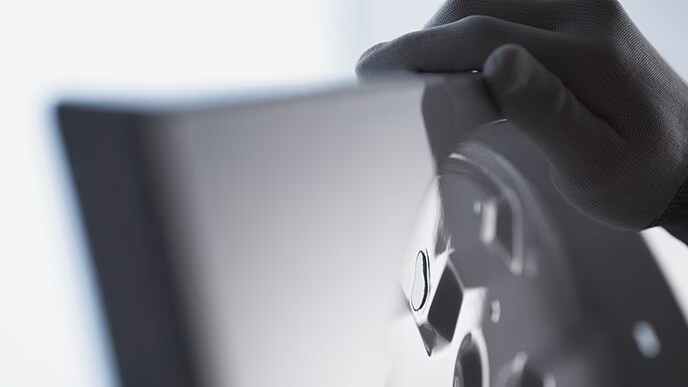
[357, 0, 688, 230]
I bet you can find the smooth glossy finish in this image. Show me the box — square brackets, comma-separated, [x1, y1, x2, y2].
[454, 334, 483, 387]
[411, 250, 430, 311]
[632, 321, 662, 359]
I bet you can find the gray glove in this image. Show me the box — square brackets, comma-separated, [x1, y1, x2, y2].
[356, 0, 688, 230]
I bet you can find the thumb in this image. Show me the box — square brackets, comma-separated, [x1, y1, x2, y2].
[482, 44, 627, 175]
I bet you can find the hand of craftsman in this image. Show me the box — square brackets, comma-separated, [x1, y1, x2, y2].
[357, 0, 688, 231]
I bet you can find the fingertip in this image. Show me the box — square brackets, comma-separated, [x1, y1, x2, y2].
[355, 42, 386, 77]
[483, 44, 533, 98]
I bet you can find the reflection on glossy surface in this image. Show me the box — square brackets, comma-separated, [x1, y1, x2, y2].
[632, 321, 661, 359]
[454, 334, 483, 387]
[411, 250, 430, 311]
[501, 353, 545, 387]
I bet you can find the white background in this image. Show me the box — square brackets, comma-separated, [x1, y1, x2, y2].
[1, 1, 688, 386]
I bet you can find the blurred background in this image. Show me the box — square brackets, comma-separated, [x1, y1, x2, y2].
[2, 0, 688, 386]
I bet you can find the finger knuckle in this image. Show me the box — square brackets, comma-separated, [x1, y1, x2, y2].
[460, 14, 498, 34]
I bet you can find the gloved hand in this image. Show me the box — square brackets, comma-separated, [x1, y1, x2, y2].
[356, 0, 688, 230]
